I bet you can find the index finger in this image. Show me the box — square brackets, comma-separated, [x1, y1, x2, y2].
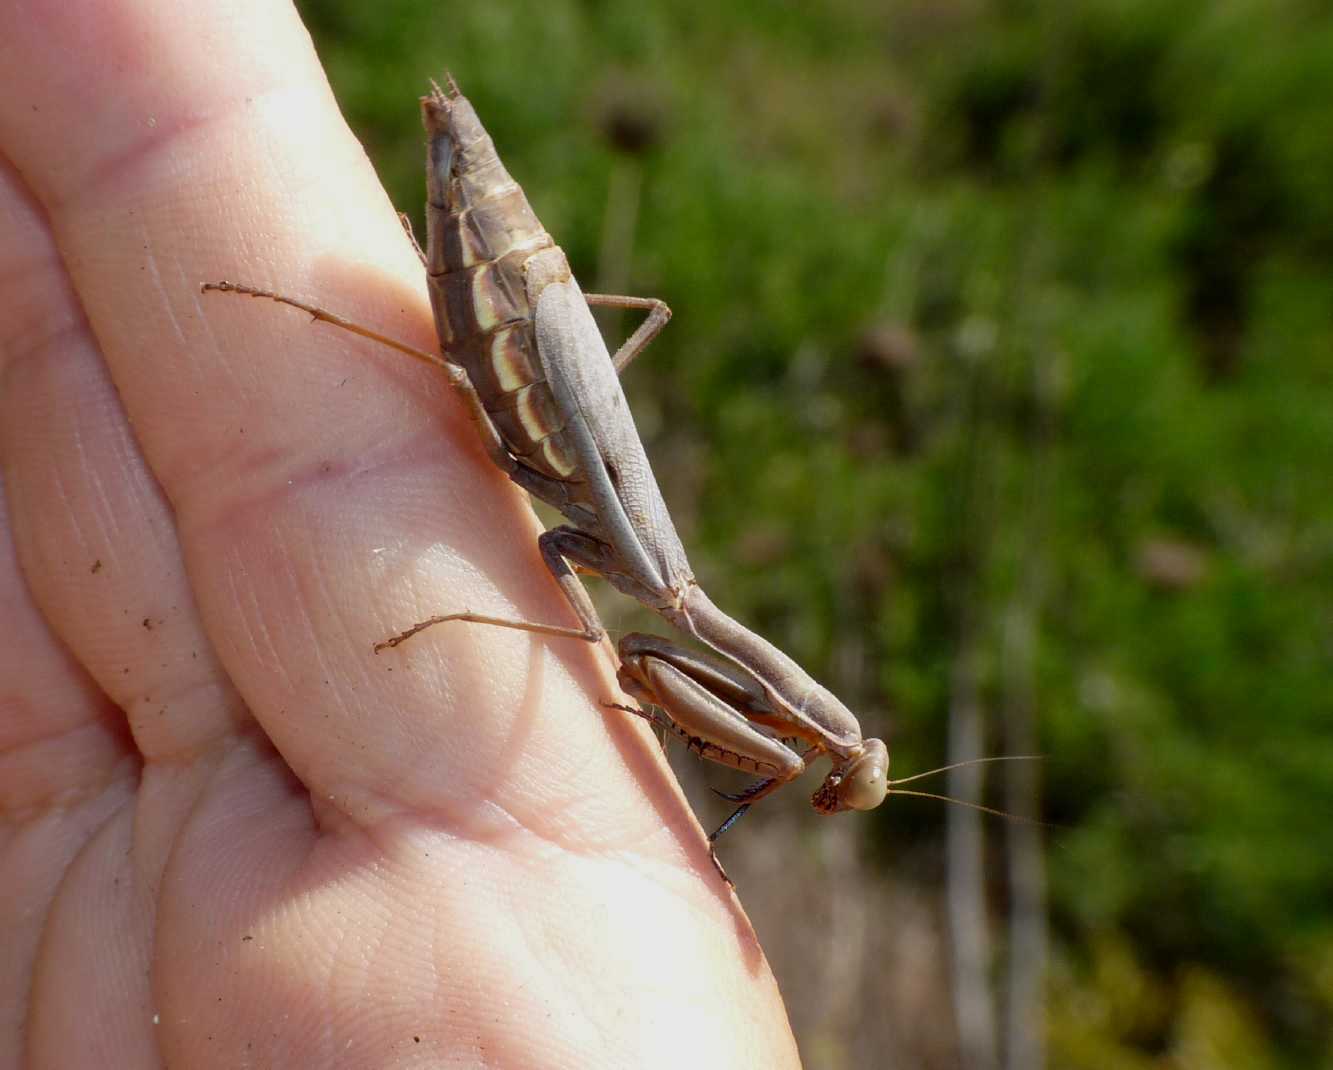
[1, 0, 648, 836]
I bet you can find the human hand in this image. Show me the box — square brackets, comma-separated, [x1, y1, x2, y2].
[0, 2, 798, 1065]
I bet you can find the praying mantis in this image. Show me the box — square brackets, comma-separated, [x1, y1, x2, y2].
[205, 79, 1010, 876]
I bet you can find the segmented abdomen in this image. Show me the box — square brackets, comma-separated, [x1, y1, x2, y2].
[422, 90, 582, 481]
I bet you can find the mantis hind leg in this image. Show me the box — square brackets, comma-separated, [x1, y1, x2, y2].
[372, 527, 673, 652]
[583, 293, 671, 374]
[373, 526, 616, 650]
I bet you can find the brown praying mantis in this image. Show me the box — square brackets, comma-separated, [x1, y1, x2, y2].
[204, 79, 1025, 875]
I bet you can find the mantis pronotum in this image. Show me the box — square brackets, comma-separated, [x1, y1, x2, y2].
[204, 79, 1024, 878]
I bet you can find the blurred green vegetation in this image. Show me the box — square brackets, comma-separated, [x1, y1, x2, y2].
[298, 0, 1332, 1064]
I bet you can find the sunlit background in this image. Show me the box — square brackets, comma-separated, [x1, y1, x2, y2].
[296, 2, 1333, 1066]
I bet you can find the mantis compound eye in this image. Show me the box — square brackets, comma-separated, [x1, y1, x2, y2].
[837, 739, 889, 811]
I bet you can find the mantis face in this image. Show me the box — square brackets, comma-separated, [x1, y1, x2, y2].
[812, 738, 889, 814]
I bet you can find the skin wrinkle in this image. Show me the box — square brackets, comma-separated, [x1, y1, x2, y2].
[375, 450, 474, 540]
[139, 226, 188, 348]
[0, 164, 60, 286]
[40, 83, 326, 221]
[121, 676, 241, 764]
[272, 528, 349, 709]
[294, 538, 437, 767]
[415, 879, 546, 1070]
[506, 920, 601, 1070]
[329, 889, 379, 986]
[34, 451, 82, 563]
[301, 536, 361, 658]
[67, 414, 128, 554]
[319, 902, 381, 1009]
[353, 783, 562, 869]
[11, 334, 141, 572]
[217, 538, 294, 693]
[7, 394, 226, 762]
[277, 493, 386, 642]
[15, 407, 243, 764]
[2, 782, 135, 1051]
[339, 893, 439, 1052]
[118, 454, 174, 558]
[179, 294, 254, 434]
[36, 810, 158, 1057]
[0, 727, 136, 819]
[0, 250, 61, 290]
[0, 303, 86, 392]
[152, 365, 279, 499]
[169, 381, 460, 555]
[187, 279, 223, 361]
[515, 901, 575, 1002]
[0, 314, 87, 393]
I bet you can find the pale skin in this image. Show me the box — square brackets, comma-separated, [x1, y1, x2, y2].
[0, 2, 800, 1067]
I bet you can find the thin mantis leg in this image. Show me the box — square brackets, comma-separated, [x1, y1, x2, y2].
[709, 804, 753, 844]
[375, 526, 609, 650]
[201, 281, 453, 371]
[399, 212, 427, 267]
[602, 700, 672, 755]
[584, 293, 671, 373]
[200, 281, 599, 528]
[205, 282, 668, 378]
[707, 747, 820, 841]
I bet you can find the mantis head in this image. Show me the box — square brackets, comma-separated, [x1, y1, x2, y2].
[812, 738, 890, 814]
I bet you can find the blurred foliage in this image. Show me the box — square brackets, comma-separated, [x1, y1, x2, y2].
[297, 0, 1332, 1064]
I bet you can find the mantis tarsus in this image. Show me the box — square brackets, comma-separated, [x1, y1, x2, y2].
[204, 78, 1019, 878]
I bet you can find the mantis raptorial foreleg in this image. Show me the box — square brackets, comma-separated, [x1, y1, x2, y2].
[610, 631, 1045, 852]
[610, 633, 814, 840]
